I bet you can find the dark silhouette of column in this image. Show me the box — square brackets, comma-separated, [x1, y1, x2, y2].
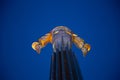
[50, 48, 83, 80]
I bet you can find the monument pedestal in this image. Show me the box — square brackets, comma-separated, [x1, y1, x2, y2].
[50, 49, 83, 80]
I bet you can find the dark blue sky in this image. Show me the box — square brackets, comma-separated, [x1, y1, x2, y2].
[1, 0, 120, 80]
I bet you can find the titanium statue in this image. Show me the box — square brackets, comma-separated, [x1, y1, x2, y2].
[32, 26, 91, 56]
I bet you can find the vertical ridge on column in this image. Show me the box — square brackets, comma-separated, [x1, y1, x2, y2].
[50, 49, 83, 80]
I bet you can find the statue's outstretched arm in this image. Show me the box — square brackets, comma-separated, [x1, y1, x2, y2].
[32, 32, 52, 53]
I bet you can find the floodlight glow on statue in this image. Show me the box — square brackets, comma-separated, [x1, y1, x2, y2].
[32, 26, 91, 56]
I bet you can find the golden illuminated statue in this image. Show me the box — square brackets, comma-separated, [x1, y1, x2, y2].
[32, 26, 91, 56]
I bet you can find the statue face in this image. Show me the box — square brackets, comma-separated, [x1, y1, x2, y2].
[51, 26, 72, 35]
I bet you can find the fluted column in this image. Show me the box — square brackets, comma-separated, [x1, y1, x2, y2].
[50, 49, 83, 80]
